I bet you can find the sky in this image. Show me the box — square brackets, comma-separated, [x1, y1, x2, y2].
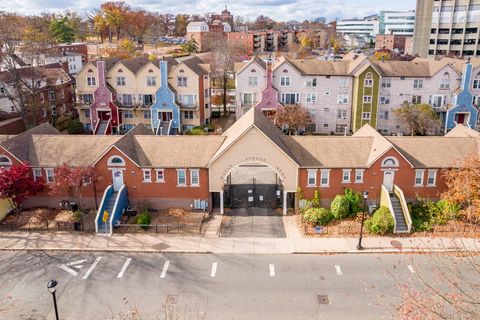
[0, 0, 417, 21]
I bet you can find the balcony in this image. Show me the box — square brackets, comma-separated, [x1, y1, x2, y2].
[178, 102, 199, 110]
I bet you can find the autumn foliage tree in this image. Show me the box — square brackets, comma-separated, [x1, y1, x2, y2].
[441, 155, 480, 223]
[274, 104, 312, 135]
[49, 164, 98, 210]
[0, 164, 45, 212]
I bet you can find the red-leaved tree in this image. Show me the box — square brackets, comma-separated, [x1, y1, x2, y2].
[0, 163, 45, 212]
[49, 163, 98, 210]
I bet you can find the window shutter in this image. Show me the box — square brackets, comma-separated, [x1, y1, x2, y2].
[428, 95, 432, 105]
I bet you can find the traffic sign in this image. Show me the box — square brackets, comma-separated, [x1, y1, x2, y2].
[102, 210, 109, 223]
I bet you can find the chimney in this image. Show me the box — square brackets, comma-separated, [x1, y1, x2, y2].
[96, 60, 106, 87]
[461, 59, 473, 92]
[266, 61, 273, 87]
[160, 60, 168, 89]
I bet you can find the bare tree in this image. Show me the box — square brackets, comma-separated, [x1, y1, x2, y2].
[206, 36, 244, 117]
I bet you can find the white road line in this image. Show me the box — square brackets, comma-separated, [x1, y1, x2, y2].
[117, 258, 132, 278]
[160, 261, 170, 279]
[269, 264, 275, 277]
[335, 265, 342, 275]
[407, 265, 416, 273]
[211, 262, 218, 277]
[59, 264, 79, 277]
[82, 257, 102, 280]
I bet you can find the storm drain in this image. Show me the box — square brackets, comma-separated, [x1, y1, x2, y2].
[317, 295, 329, 305]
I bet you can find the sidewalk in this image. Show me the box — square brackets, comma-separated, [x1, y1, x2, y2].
[0, 215, 479, 254]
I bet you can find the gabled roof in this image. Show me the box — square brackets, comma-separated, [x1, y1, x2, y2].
[209, 107, 300, 165]
[288, 59, 351, 76]
[0, 123, 60, 163]
[387, 136, 480, 168]
[234, 56, 266, 74]
[445, 124, 480, 137]
[180, 56, 210, 76]
[353, 124, 394, 166]
[371, 60, 432, 77]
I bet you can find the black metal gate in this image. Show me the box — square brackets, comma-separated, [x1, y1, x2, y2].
[225, 179, 282, 209]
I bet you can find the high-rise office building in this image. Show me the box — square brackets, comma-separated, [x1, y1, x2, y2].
[379, 11, 416, 36]
[413, 0, 480, 58]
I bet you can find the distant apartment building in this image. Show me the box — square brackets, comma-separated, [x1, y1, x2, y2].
[413, 0, 480, 58]
[375, 34, 408, 53]
[337, 16, 380, 37]
[75, 56, 211, 134]
[379, 11, 416, 36]
[0, 62, 76, 126]
[209, 6, 234, 29]
[227, 32, 254, 55]
[235, 54, 480, 135]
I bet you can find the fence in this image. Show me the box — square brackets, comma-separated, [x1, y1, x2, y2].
[113, 212, 210, 235]
[0, 220, 83, 232]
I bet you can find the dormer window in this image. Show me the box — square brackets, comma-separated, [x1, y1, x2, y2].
[364, 72, 373, 87]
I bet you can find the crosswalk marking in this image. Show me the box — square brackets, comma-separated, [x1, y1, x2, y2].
[335, 265, 342, 275]
[160, 261, 170, 279]
[82, 257, 102, 280]
[407, 265, 415, 273]
[269, 264, 275, 277]
[211, 262, 218, 277]
[117, 258, 132, 278]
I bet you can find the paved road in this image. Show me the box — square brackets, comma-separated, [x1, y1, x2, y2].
[0, 252, 477, 320]
[220, 207, 286, 238]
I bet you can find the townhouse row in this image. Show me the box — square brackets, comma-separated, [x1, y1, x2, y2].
[235, 54, 480, 135]
[1, 107, 478, 220]
[75, 56, 211, 135]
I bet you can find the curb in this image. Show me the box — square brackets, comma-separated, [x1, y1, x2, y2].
[1, 247, 478, 255]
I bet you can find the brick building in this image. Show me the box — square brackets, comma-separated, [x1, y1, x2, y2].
[1, 108, 478, 234]
[375, 34, 409, 53]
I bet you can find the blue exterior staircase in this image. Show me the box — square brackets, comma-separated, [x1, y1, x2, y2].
[96, 185, 129, 234]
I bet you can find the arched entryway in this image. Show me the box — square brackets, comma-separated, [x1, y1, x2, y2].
[224, 163, 283, 209]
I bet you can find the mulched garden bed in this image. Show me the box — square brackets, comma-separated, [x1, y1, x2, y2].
[0, 207, 81, 231]
[298, 214, 480, 238]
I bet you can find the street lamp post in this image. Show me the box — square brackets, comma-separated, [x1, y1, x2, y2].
[47, 280, 59, 320]
[356, 191, 369, 250]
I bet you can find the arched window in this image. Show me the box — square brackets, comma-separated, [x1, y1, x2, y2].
[148, 69, 153, 73]
[443, 72, 450, 79]
[118, 68, 123, 73]
[0, 155, 12, 167]
[108, 156, 125, 166]
[87, 69, 93, 73]
[364, 72, 373, 87]
[382, 157, 398, 167]
[251, 69, 256, 73]
[179, 69, 185, 73]
[283, 69, 288, 73]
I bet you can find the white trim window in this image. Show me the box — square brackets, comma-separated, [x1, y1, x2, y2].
[307, 169, 317, 187]
[142, 169, 152, 182]
[248, 76, 258, 86]
[355, 169, 364, 183]
[146, 76, 157, 86]
[156, 169, 165, 183]
[380, 96, 390, 105]
[280, 76, 291, 87]
[320, 169, 330, 187]
[280, 93, 300, 104]
[177, 169, 187, 186]
[306, 93, 317, 103]
[86, 76, 96, 86]
[413, 79, 423, 89]
[342, 169, 351, 183]
[108, 156, 125, 166]
[381, 78, 391, 88]
[190, 169, 200, 186]
[32, 168, 42, 181]
[337, 94, 349, 104]
[364, 73, 373, 87]
[427, 169, 437, 186]
[242, 92, 256, 105]
[116, 76, 126, 86]
[430, 95, 444, 108]
[362, 112, 371, 120]
[0, 155, 12, 168]
[414, 169, 425, 186]
[306, 78, 317, 87]
[363, 95, 372, 103]
[177, 77, 187, 87]
[45, 168, 55, 183]
[473, 78, 480, 89]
